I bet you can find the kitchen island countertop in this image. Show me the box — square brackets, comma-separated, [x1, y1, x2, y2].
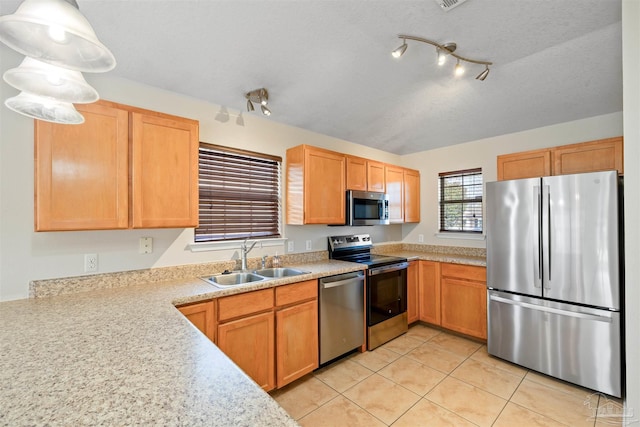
[0, 259, 363, 427]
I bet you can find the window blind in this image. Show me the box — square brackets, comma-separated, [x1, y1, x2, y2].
[195, 143, 282, 242]
[439, 168, 483, 233]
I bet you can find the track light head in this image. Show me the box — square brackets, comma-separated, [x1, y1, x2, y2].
[454, 59, 465, 76]
[476, 65, 490, 81]
[246, 99, 254, 112]
[245, 87, 272, 115]
[391, 39, 408, 58]
[437, 42, 457, 66]
[261, 105, 271, 116]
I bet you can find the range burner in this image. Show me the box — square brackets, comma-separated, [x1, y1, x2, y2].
[328, 234, 407, 267]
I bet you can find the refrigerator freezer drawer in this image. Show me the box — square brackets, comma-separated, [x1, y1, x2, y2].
[487, 290, 621, 397]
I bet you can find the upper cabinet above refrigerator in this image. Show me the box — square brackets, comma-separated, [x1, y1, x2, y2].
[497, 137, 623, 181]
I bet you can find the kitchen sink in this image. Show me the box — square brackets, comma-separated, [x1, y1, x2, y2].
[253, 267, 311, 278]
[202, 272, 266, 287]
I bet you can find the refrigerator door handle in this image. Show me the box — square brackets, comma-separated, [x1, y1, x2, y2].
[534, 185, 542, 288]
[489, 294, 613, 323]
[542, 184, 551, 289]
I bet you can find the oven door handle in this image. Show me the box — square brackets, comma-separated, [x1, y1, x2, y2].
[368, 262, 409, 276]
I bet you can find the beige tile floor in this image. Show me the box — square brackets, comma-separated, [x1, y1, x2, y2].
[271, 324, 624, 427]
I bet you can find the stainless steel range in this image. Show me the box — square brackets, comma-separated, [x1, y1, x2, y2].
[328, 234, 409, 350]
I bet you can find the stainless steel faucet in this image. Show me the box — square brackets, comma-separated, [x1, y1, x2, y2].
[240, 239, 258, 271]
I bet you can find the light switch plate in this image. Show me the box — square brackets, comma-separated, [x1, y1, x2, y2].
[418, 234, 424, 243]
[305, 240, 312, 251]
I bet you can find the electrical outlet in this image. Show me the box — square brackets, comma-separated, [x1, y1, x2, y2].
[305, 240, 312, 251]
[418, 234, 424, 243]
[287, 241, 294, 252]
[139, 237, 153, 254]
[84, 253, 98, 273]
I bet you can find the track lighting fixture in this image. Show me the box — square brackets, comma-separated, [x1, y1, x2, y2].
[245, 88, 271, 116]
[392, 34, 492, 81]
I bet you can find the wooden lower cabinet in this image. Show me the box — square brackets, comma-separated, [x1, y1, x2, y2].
[217, 311, 276, 391]
[214, 281, 318, 391]
[275, 280, 319, 388]
[406, 261, 419, 324]
[440, 263, 487, 340]
[276, 299, 318, 387]
[177, 300, 216, 343]
[418, 261, 441, 325]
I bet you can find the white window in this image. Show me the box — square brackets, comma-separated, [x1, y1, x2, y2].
[438, 168, 483, 233]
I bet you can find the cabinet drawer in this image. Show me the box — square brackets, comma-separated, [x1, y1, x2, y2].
[218, 289, 274, 322]
[441, 263, 486, 282]
[275, 280, 317, 307]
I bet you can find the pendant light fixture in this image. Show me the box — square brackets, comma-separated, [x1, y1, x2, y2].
[0, 0, 115, 72]
[5, 91, 84, 124]
[245, 88, 272, 116]
[0, 0, 116, 124]
[3, 56, 98, 103]
[392, 34, 492, 81]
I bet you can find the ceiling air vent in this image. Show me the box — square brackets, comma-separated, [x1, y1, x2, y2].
[434, 0, 470, 12]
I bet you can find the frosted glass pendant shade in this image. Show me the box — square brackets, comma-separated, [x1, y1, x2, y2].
[5, 91, 84, 124]
[4, 57, 98, 103]
[0, 0, 116, 72]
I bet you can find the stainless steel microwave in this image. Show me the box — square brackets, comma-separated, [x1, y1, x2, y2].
[346, 190, 390, 226]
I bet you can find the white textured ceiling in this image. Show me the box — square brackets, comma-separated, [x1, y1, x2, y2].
[2, 0, 623, 154]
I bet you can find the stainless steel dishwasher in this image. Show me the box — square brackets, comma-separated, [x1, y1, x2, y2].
[319, 271, 365, 365]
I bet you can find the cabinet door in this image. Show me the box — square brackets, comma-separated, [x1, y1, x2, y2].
[303, 147, 345, 224]
[367, 161, 386, 192]
[34, 102, 129, 231]
[497, 149, 551, 181]
[406, 261, 419, 324]
[346, 156, 367, 191]
[440, 264, 487, 340]
[419, 261, 441, 325]
[385, 165, 404, 223]
[218, 311, 276, 391]
[403, 169, 420, 223]
[552, 137, 623, 175]
[276, 299, 318, 388]
[131, 112, 199, 228]
[178, 300, 216, 343]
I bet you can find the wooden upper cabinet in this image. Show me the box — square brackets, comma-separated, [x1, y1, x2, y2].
[35, 102, 129, 231]
[497, 137, 624, 181]
[34, 100, 200, 231]
[497, 148, 551, 181]
[346, 155, 367, 191]
[367, 161, 386, 192]
[385, 165, 404, 223]
[286, 145, 345, 225]
[131, 112, 199, 228]
[403, 168, 420, 223]
[552, 137, 623, 176]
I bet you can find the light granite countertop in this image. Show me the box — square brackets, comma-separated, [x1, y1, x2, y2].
[387, 250, 487, 266]
[0, 259, 363, 427]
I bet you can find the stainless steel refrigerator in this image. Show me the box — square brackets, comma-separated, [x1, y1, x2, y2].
[486, 170, 623, 397]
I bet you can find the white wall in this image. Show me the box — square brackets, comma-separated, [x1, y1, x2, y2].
[0, 45, 402, 301]
[400, 112, 623, 247]
[622, 0, 639, 422]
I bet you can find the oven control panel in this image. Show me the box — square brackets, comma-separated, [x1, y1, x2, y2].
[328, 234, 372, 251]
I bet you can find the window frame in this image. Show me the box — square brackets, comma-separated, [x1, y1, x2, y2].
[194, 142, 282, 243]
[438, 168, 483, 234]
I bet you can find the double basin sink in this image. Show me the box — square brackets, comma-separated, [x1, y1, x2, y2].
[202, 267, 311, 287]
